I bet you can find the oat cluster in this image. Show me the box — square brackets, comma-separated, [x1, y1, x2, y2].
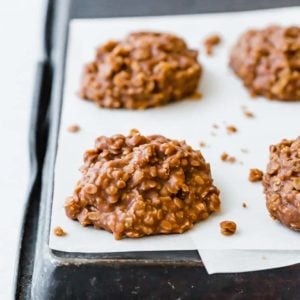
[248, 168, 263, 182]
[230, 26, 300, 101]
[80, 32, 202, 109]
[65, 130, 221, 239]
[203, 34, 221, 55]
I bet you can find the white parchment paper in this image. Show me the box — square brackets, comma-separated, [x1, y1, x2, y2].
[50, 7, 300, 254]
[199, 250, 300, 274]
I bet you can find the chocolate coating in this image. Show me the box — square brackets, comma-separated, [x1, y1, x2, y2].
[230, 26, 300, 101]
[80, 32, 202, 109]
[263, 137, 300, 230]
[65, 130, 220, 239]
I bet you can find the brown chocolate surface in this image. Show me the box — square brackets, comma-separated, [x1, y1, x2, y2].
[65, 130, 220, 239]
[80, 32, 202, 109]
[230, 26, 300, 101]
[263, 137, 300, 230]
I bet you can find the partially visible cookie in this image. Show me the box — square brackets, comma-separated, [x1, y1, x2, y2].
[263, 137, 300, 230]
[230, 26, 300, 101]
[80, 32, 202, 109]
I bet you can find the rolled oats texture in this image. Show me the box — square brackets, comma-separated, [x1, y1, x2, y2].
[248, 168, 264, 182]
[80, 32, 202, 109]
[67, 124, 80, 133]
[230, 26, 300, 101]
[53, 226, 67, 237]
[220, 152, 236, 163]
[65, 130, 221, 240]
[263, 137, 300, 230]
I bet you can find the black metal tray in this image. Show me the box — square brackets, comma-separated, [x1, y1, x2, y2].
[15, 0, 300, 299]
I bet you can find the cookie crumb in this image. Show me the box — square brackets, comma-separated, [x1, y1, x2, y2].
[242, 202, 247, 208]
[203, 34, 221, 55]
[53, 226, 67, 237]
[228, 157, 236, 163]
[199, 141, 206, 148]
[249, 168, 263, 182]
[221, 153, 228, 161]
[220, 221, 237, 236]
[212, 123, 219, 129]
[243, 110, 254, 118]
[129, 128, 139, 136]
[226, 125, 238, 134]
[67, 124, 80, 133]
[263, 137, 300, 230]
[81, 32, 202, 109]
[221, 152, 236, 163]
[241, 148, 248, 153]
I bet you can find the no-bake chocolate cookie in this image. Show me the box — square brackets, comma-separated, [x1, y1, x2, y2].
[65, 130, 220, 239]
[230, 26, 300, 101]
[80, 32, 202, 109]
[263, 137, 300, 230]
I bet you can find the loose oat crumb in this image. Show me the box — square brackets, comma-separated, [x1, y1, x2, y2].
[226, 125, 238, 134]
[248, 168, 263, 182]
[242, 202, 247, 208]
[220, 221, 237, 236]
[241, 148, 248, 153]
[220, 152, 236, 163]
[264, 137, 300, 230]
[221, 152, 228, 161]
[53, 226, 67, 237]
[212, 123, 219, 129]
[203, 34, 221, 55]
[67, 124, 80, 133]
[228, 157, 237, 163]
[243, 110, 255, 118]
[262, 256, 267, 260]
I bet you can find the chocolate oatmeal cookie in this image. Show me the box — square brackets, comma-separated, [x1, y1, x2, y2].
[230, 26, 300, 101]
[65, 130, 220, 239]
[80, 32, 202, 109]
[263, 137, 300, 230]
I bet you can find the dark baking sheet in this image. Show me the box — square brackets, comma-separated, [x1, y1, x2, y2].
[15, 0, 300, 299]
